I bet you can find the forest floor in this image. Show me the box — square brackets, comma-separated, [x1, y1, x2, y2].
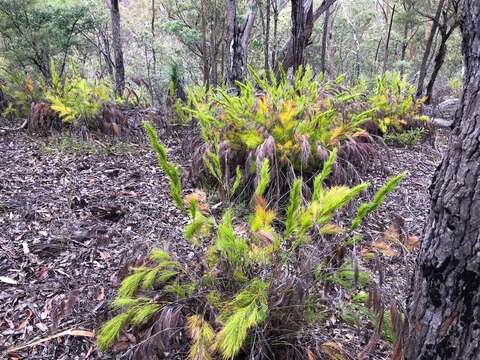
[0, 126, 444, 359]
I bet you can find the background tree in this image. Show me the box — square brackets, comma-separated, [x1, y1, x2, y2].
[405, 1, 480, 358]
[109, 0, 125, 95]
[0, 0, 95, 81]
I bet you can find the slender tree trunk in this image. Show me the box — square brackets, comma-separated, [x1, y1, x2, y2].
[405, 1, 480, 359]
[425, 24, 458, 103]
[382, 4, 395, 74]
[200, 0, 210, 88]
[211, 0, 218, 86]
[320, 4, 331, 74]
[425, 33, 448, 103]
[416, 0, 445, 98]
[271, 0, 279, 71]
[225, 0, 236, 85]
[400, 19, 409, 76]
[110, 0, 125, 96]
[259, 0, 271, 78]
[151, 0, 157, 74]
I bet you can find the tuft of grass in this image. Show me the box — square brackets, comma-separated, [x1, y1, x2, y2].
[351, 173, 406, 230]
[97, 312, 131, 351]
[38, 134, 137, 156]
[384, 128, 426, 147]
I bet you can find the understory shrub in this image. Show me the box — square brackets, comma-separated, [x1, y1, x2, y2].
[186, 67, 424, 202]
[384, 128, 427, 147]
[97, 123, 405, 359]
[1, 63, 127, 135]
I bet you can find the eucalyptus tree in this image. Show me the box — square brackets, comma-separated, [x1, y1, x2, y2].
[0, 0, 96, 81]
[406, 1, 480, 358]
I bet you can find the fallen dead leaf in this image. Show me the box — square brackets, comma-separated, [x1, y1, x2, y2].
[16, 309, 33, 330]
[36, 267, 49, 280]
[407, 235, 420, 250]
[320, 341, 347, 360]
[96, 287, 105, 301]
[372, 240, 397, 257]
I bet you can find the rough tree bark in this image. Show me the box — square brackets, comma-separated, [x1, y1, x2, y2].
[291, 0, 307, 72]
[279, 0, 336, 73]
[110, 0, 125, 95]
[225, 0, 257, 86]
[405, 1, 480, 358]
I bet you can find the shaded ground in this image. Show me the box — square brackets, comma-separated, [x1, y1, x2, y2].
[0, 128, 443, 359]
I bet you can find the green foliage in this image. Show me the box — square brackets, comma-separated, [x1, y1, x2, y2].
[97, 312, 131, 351]
[215, 279, 268, 359]
[187, 68, 424, 200]
[46, 63, 113, 124]
[96, 251, 183, 351]
[187, 315, 215, 360]
[0, 72, 43, 119]
[327, 262, 371, 290]
[340, 303, 396, 343]
[184, 199, 214, 244]
[369, 72, 427, 134]
[99, 143, 404, 358]
[202, 137, 244, 203]
[144, 122, 184, 210]
[0, 0, 99, 80]
[351, 172, 407, 230]
[384, 128, 426, 147]
[216, 210, 250, 271]
[254, 159, 270, 197]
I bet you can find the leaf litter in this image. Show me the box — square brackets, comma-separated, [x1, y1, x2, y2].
[0, 127, 444, 359]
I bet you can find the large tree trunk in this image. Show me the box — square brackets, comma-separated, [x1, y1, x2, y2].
[291, 0, 307, 72]
[279, 0, 336, 73]
[416, 0, 445, 98]
[225, 0, 257, 86]
[405, 1, 480, 358]
[110, 0, 125, 96]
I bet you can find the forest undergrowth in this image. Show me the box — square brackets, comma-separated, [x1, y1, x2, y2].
[0, 120, 443, 359]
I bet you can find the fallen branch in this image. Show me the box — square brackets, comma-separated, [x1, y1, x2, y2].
[0, 118, 28, 133]
[4, 328, 95, 354]
[428, 117, 454, 128]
